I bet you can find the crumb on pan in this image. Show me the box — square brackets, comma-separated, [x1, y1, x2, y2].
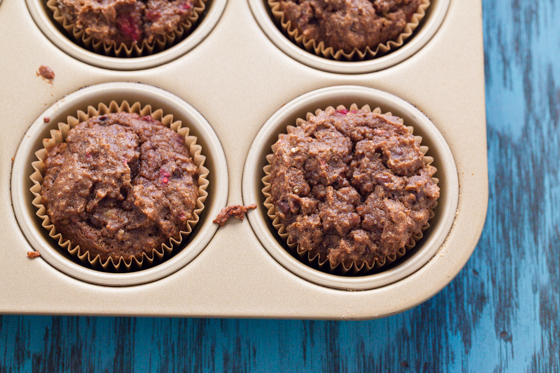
[27, 251, 41, 258]
[213, 204, 257, 226]
[37, 65, 55, 82]
[44, 117, 51, 123]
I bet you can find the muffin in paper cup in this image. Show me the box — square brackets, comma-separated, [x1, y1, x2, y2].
[46, 0, 207, 57]
[268, 0, 430, 61]
[262, 104, 439, 275]
[30, 101, 209, 272]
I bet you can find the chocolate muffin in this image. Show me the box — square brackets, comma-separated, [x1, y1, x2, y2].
[277, 0, 422, 54]
[54, 0, 196, 46]
[41, 112, 200, 263]
[268, 107, 439, 270]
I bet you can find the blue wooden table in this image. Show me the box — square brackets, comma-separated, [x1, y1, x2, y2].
[2, 0, 559, 371]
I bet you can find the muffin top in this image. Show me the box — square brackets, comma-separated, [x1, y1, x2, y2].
[55, 0, 195, 45]
[41, 112, 200, 262]
[269, 108, 439, 268]
[278, 0, 421, 53]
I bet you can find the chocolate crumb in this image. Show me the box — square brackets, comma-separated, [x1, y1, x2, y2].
[44, 117, 51, 123]
[213, 204, 257, 226]
[37, 65, 55, 82]
[27, 251, 41, 258]
[400, 361, 409, 368]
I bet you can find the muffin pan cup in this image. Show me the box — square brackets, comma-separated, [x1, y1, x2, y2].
[250, 0, 450, 73]
[260, 103, 441, 277]
[0, 0, 487, 318]
[245, 87, 457, 290]
[268, 0, 430, 61]
[26, 0, 227, 70]
[11, 83, 228, 286]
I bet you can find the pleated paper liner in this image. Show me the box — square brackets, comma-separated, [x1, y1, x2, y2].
[30, 101, 209, 272]
[46, 0, 207, 57]
[262, 104, 439, 275]
[268, 0, 430, 60]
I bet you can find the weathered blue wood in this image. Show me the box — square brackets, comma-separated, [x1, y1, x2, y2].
[1, 0, 559, 371]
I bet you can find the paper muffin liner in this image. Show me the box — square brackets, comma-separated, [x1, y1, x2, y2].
[46, 0, 207, 57]
[262, 104, 439, 275]
[30, 101, 209, 272]
[268, 0, 430, 61]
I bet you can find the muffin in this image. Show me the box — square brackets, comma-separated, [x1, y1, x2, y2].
[54, 0, 195, 45]
[270, 0, 429, 59]
[37, 109, 205, 268]
[47, 0, 206, 56]
[264, 106, 439, 273]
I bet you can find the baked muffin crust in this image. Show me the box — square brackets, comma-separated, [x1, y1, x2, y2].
[278, 0, 421, 53]
[269, 108, 439, 268]
[41, 112, 199, 262]
[55, 0, 195, 45]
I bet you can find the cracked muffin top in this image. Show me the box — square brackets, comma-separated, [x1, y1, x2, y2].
[41, 112, 200, 262]
[268, 107, 439, 269]
[55, 0, 196, 45]
[278, 0, 421, 53]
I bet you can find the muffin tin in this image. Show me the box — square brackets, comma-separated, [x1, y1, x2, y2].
[0, 0, 487, 319]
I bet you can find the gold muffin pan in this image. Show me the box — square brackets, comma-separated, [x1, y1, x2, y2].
[0, 0, 487, 319]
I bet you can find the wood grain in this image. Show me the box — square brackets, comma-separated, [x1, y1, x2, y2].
[1, 0, 559, 371]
